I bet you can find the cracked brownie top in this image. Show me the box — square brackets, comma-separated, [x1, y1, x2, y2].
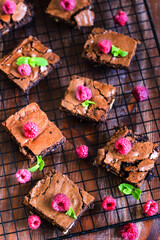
[23, 170, 95, 232]
[0, 36, 60, 92]
[94, 126, 160, 187]
[60, 75, 116, 122]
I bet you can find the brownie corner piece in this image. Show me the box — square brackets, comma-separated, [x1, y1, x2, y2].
[60, 75, 116, 122]
[23, 170, 95, 233]
[94, 126, 160, 188]
[0, 1, 34, 36]
[46, 0, 95, 29]
[0, 35, 60, 93]
[82, 27, 141, 69]
[2, 102, 65, 162]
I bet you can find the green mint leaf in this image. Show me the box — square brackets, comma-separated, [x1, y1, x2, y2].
[28, 164, 39, 172]
[34, 57, 48, 67]
[82, 100, 95, 108]
[118, 183, 135, 195]
[111, 45, 128, 58]
[28, 156, 45, 172]
[119, 50, 128, 57]
[66, 207, 77, 219]
[29, 57, 36, 68]
[16, 57, 30, 66]
[132, 188, 142, 200]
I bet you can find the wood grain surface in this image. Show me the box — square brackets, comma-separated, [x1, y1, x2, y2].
[0, 0, 160, 240]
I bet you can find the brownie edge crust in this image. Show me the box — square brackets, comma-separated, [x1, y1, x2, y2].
[23, 170, 95, 233]
[94, 126, 160, 188]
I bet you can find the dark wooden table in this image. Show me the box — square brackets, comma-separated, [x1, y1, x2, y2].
[73, 0, 160, 239]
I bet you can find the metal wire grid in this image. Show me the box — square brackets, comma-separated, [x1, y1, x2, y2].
[0, 0, 160, 239]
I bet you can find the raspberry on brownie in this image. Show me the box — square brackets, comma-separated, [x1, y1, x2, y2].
[94, 126, 160, 188]
[60, 75, 116, 122]
[23, 170, 95, 234]
[2, 102, 66, 163]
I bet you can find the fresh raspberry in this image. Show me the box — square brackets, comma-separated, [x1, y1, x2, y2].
[28, 215, 41, 229]
[23, 121, 39, 139]
[102, 196, 116, 211]
[98, 40, 112, 54]
[115, 138, 131, 155]
[15, 169, 31, 183]
[60, 0, 76, 11]
[18, 64, 32, 77]
[143, 200, 158, 216]
[76, 85, 92, 101]
[132, 86, 149, 102]
[120, 223, 138, 240]
[2, 0, 16, 15]
[52, 193, 71, 212]
[76, 145, 88, 159]
[114, 11, 128, 26]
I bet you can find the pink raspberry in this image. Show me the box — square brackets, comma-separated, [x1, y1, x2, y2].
[60, 0, 76, 11]
[76, 85, 92, 101]
[120, 223, 138, 240]
[76, 145, 88, 159]
[102, 196, 116, 211]
[115, 138, 131, 155]
[15, 169, 31, 183]
[28, 215, 41, 229]
[18, 64, 32, 77]
[143, 200, 158, 216]
[2, 0, 16, 15]
[114, 11, 128, 26]
[23, 121, 39, 139]
[52, 193, 71, 212]
[98, 40, 112, 54]
[132, 86, 149, 102]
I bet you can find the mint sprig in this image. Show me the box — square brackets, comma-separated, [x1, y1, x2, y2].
[28, 156, 45, 172]
[66, 207, 77, 219]
[118, 183, 141, 200]
[82, 100, 95, 108]
[111, 45, 128, 58]
[16, 57, 48, 68]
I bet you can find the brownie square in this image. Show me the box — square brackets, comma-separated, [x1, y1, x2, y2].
[2, 103, 66, 162]
[46, 0, 95, 29]
[94, 126, 160, 187]
[23, 170, 95, 233]
[82, 28, 140, 69]
[60, 75, 116, 122]
[0, 36, 60, 93]
[0, 0, 34, 36]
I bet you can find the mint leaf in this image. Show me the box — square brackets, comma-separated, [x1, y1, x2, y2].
[28, 164, 39, 172]
[66, 207, 77, 219]
[119, 50, 128, 57]
[28, 155, 45, 172]
[82, 100, 95, 108]
[16, 57, 30, 66]
[29, 57, 36, 68]
[35, 57, 48, 67]
[111, 45, 128, 58]
[132, 189, 141, 200]
[118, 183, 142, 200]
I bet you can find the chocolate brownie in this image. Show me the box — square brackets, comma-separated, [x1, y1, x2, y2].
[0, 0, 34, 36]
[82, 28, 141, 69]
[0, 36, 60, 93]
[60, 75, 116, 122]
[23, 170, 95, 233]
[94, 126, 160, 188]
[46, 0, 95, 29]
[2, 103, 66, 162]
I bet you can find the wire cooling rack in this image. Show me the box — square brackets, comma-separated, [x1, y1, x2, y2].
[0, 0, 160, 239]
